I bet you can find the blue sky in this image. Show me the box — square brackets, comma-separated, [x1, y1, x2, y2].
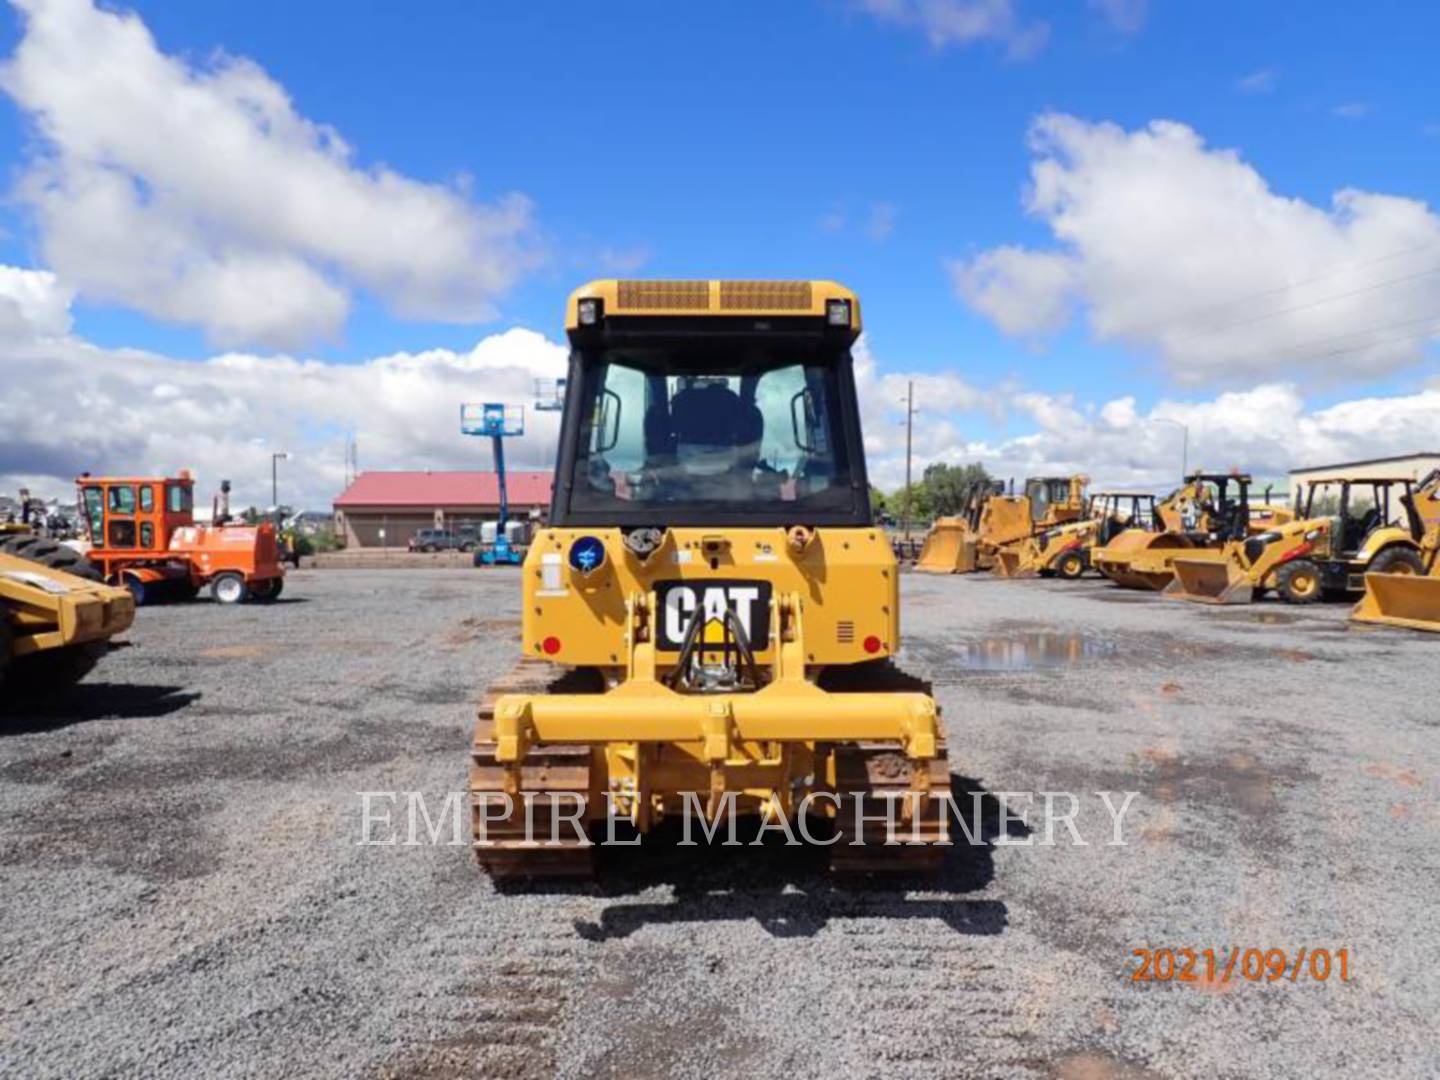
[1, 0, 1437, 504]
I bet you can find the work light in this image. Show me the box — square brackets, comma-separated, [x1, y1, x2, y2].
[577, 298, 602, 325]
[826, 298, 851, 326]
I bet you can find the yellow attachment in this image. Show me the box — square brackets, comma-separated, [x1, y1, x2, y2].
[566, 279, 861, 330]
[978, 496, 1034, 549]
[1, 553, 135, 666]
[1351, 572, 1440, 632]
[1166, 550, 1253, 604]
[1095, 530, 1197, 591]
[915, 517, 977, 574]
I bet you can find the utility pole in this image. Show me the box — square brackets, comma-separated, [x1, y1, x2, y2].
[902, 379, 916, 541]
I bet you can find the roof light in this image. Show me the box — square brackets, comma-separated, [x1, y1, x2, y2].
[577, 298, 602, 326]
[826, 299, 851, 327]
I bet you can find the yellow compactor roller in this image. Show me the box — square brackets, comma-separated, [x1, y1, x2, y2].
[470, 281, 949, 879]
[1351, 469, 1440, 631]
[1, 536, 135, 690]
[1169, 473, 1432, 605]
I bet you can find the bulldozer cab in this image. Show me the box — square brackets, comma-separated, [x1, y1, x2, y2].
[1024, 475, 1086, 526]
[1299, 477, 1420, 559]
[76, 475, 195, 554]
[554, 288, 870, 529]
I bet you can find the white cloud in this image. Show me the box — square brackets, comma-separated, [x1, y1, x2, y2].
[1087, 0, 1147, 34]
[817, 201, 899, 242]
[1333, 101, 1372, 119]
[0, 265, 566, 509]
[1236, 68, 1278, 94]
[950, 113, 1440, 385]
[0, 0, 540, 349]
[856, 0, 1049, 59]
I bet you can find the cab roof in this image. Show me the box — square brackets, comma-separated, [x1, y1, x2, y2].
[566, 279, 860, 330]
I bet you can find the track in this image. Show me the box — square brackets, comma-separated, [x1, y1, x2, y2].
[470, 659, 601, 881]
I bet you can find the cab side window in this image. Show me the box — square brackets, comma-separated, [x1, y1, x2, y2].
[139, 485, 154, 512]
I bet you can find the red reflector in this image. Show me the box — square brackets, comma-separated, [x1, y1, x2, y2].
[862, 635, 882, 654]
[541, 636, 561, 655]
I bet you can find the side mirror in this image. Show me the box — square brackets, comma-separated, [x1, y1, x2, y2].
[790, 389, 818, 453]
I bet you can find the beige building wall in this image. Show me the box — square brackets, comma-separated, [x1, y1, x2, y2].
[1289, 453, 1440, 503]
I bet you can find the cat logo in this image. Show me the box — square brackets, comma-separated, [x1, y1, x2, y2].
[655, 580, 772, 651]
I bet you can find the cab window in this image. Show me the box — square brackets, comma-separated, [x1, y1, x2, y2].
[107, 486, 136, 514]
[139, 485, 154, 512]
[166, 484, 193, 514]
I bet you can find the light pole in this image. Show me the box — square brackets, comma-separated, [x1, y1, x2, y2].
[901, 380, 917, 541]
[271, 451, 289, 517]
[1150, 419, 1188, 481]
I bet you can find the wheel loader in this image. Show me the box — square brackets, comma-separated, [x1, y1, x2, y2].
[995, 492, 1157, 580]
[2, 536, 135, 691]
[1351, 469, 1440, 631]
[913, 480, 1003, 574]
[1168, 474, 1429, 605]
[469, 280, 949, 879]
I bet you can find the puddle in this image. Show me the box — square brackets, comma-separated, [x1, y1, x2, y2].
[952, 632, 1119, 670]
[1211, 609, 1299, 626]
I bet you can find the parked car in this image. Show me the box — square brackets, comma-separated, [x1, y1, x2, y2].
[407, 528, 459, 553]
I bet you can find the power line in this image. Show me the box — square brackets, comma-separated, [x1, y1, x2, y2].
[1216, 307, 1440, 367]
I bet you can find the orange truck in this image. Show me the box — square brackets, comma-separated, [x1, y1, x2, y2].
[75, 472, 285, 605]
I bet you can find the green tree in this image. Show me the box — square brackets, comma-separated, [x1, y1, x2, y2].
[921, 462, 993, 517]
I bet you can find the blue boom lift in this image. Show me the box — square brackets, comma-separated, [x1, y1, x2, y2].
[460, 403, 525, 566]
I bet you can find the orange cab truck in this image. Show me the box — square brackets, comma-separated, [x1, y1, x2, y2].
[75, 473, 285, 605]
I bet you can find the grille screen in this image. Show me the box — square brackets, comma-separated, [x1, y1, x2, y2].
[719, 280, 813, 311]
[836, 621, 855, 644]
[616, 280, 711, 311]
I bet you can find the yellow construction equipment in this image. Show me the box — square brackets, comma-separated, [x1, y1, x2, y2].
[1169, 473, 1430, 605]
[914, 480, 1002, 574]
[469, 280, 949, 879]
[1351, 469, 1440, 631]
[1095, 473, 1249, 591]
[1, 540, 134, 690]
[996, 492, 1157, 580]
[989, 475, 1089, 577]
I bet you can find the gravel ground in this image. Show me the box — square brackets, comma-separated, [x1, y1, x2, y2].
[2, 567, 1436, 1079]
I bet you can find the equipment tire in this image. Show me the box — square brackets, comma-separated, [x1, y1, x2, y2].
[1276, 558, 1323, 604]
[122, 572, 148, 606]
[251, 578, 284, 603]
[1055, 551, 1087, 580]
[1368, 546, 1425, 577]
[0, 537, 101, 581]
[211, 572, 249, 605]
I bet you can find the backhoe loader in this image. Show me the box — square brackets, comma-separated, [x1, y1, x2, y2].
[469, 280, 949, 879]
[2, 536, 134, 690]
[914, 480, 1003, 573]
[1351, 469, 1440, 631]
[988, 475, 1089, 577]
[1168, 474, 1429, 605]
[1093, 473, 1263, 591]
[996, 492, 1157, 580]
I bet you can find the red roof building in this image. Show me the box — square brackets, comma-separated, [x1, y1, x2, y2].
[332, 470, 552, 548]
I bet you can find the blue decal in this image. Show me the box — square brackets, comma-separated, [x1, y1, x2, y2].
[569, 536, 606, 575]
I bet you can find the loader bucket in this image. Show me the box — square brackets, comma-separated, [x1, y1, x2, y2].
[1350, 572, 1440, 632]
[955, 536, 981, 573]
[915, 519, 966, 574]
[993, 548, 1024, 578]
[1165, 554, 1253, 604]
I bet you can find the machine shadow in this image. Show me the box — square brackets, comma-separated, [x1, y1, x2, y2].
[551, 775, 1023, 941]
[0, 682, 201, 733]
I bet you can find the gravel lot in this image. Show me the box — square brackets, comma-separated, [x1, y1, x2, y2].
[2, 567, 1436, 1078]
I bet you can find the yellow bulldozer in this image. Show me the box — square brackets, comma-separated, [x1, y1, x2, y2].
[469, 280, 949, 879]
[996, 492, 1158, 580]
[2, 533, 135, 690]
[913, 479, 1003, 574]
[988, 474, 1089, 578]
[1351, 469, 1440, 631]
[1168, 473, 1432, 605]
